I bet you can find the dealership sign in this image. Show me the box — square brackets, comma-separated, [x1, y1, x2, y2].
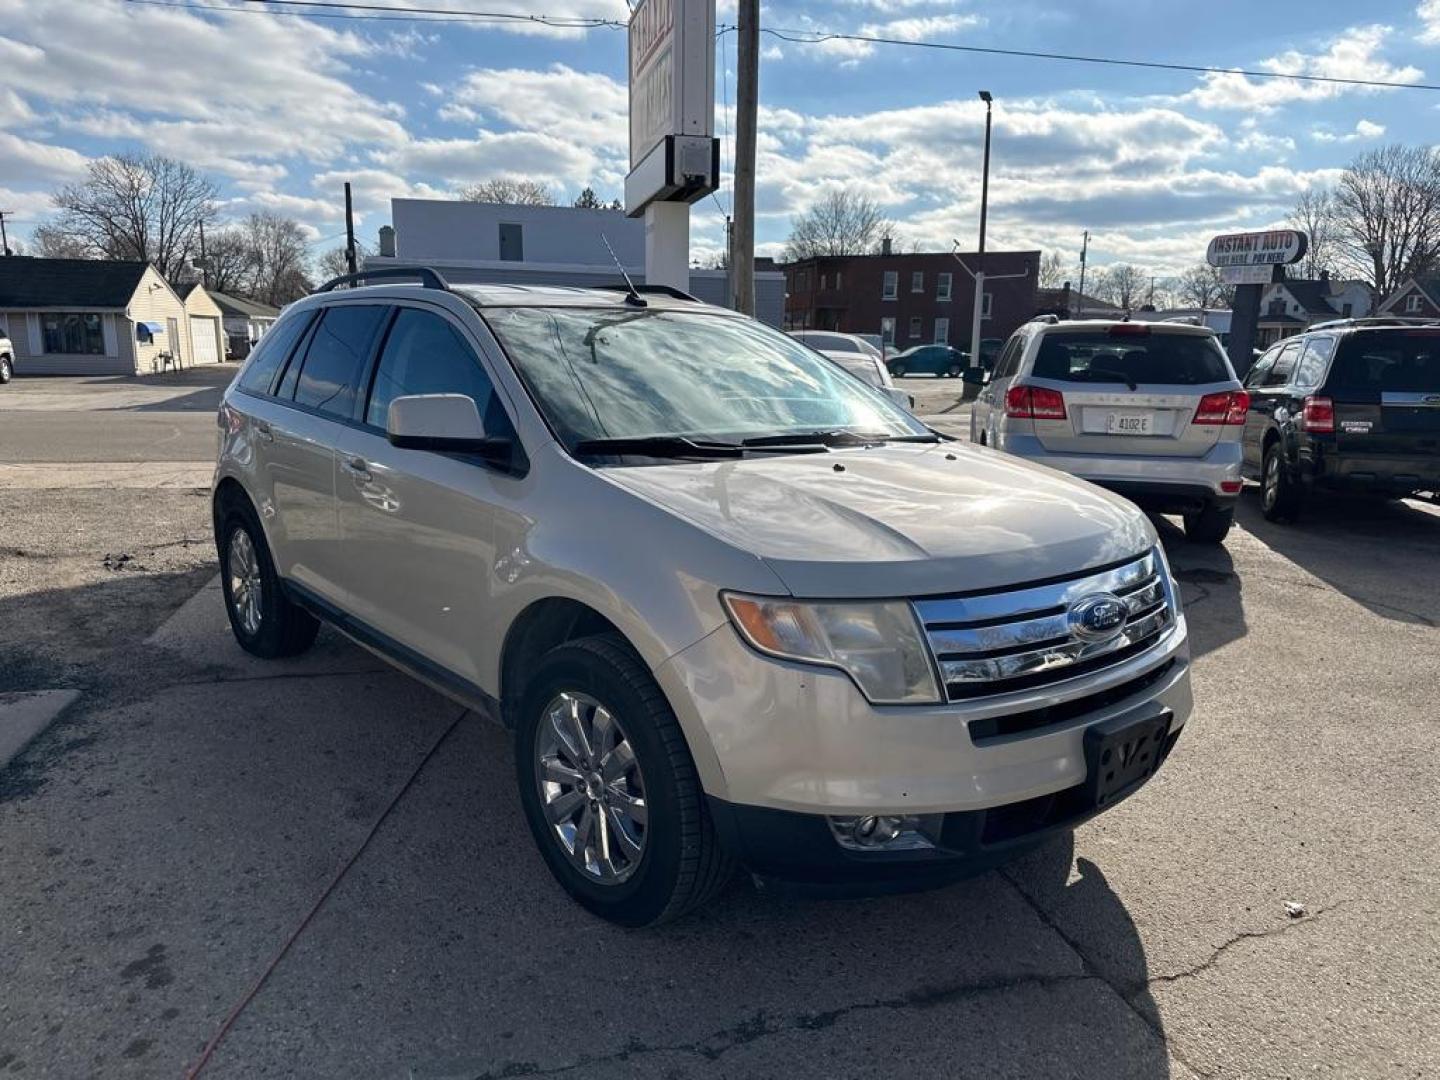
[1206, 230, 1308, 269]
[628, 0, 714, 169]
[1219, 264, 1279, 286]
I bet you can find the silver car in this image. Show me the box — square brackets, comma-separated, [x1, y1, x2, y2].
[214, 273, 1191, 925]
[787, 329, 912, 410]
[972, 318, 1248, 543]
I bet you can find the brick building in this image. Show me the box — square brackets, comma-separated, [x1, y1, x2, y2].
[782, 247, 1040, 350]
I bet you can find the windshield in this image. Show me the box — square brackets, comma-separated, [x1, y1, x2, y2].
[1033, 331, 1232, 386]
[1332, 332, 1440, 392]
[483, 307, 926, 450]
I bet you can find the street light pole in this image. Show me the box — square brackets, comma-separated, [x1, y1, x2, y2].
[969, 91, 993, 370]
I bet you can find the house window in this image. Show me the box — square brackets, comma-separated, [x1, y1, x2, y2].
[982, 292, 993, 319]
[909, 316, 922, 339]
[911, 271, 924, 293]
[934, 317, 950, 344]
[41, 313, 105, 355]
[819, 273, 827, 291]
[835, 271, 843, 290]
[1407, 293, 1424, 313]
[880, 317, 896, 344]
[882, 271, 898, 300]
[937, 272, 952, 301]
[498, 222, 524, 262]
[1341, 303, 1353, 317]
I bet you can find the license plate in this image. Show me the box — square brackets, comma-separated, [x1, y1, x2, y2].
[1106, 412, 1154, 435]
[1083, 709, 1171, 809]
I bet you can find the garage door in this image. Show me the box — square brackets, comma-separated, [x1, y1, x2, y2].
[189, 316, 220, 365]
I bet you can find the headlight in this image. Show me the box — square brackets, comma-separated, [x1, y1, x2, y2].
[722, 593, 941, 704]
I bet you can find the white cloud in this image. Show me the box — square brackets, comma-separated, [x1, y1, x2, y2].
[1184, 25, 1423, 111]
[1421, 0, 1440, 44]
[1311, 118, 1387, 143]
[0, 130, 89, 184]
[859, 14, 982, 40]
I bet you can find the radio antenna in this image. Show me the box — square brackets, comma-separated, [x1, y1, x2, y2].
[601, 233, 647, 307]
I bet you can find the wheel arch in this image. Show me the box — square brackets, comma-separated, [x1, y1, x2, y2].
[499, 597, 627, 728]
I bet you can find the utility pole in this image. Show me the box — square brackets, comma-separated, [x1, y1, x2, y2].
[732, 0, 758, 315]
[198, 219, 209, 288]
[968, 90, 993, 370]
[344, 182, 358, 276]
[0, 211, 12, 257]
[1077, 230, 1090, 316]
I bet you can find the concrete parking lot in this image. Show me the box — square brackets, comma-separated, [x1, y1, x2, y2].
[2, 369, 1438, 1078]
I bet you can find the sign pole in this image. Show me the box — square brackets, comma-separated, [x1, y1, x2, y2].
[645, 202, 691, 290]
[1205, 229, 1309, 380]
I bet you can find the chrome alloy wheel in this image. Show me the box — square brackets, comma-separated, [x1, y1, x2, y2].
[534, 691, 648, 884]
[1263, 453, 1280, 512]
[227, 527, 263, 637]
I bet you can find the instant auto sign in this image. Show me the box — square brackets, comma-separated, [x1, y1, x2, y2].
[1206, 230, 1308, 269]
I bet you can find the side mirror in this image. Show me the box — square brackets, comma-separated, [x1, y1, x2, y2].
[387, 394, 511, 460]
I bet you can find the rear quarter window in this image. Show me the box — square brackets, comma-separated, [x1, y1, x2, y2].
[1330, 332, 1440, 392]
[1030, 331, 1232, 385]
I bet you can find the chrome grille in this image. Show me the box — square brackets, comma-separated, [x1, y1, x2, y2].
[913, 550, 1175, 702]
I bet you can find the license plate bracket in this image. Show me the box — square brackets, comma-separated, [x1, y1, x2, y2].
[1083, 708, 1172, 809]
[1105, 412, 1154, 435]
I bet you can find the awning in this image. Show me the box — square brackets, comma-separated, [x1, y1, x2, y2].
[138, 321, 166, 334]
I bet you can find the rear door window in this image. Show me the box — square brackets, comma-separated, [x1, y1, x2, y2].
[1330, 332, 1440, 392]
[1292, 337, 1334, 390]
[1030, 331, 1231, 385]
[291, 305, 388, 420]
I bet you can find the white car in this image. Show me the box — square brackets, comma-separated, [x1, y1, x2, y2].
[787, 330, 912, 410]
[0, 333, 13, 384]
[214, 271, 1192, 926]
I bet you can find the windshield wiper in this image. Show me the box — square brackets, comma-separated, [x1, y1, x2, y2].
[740, 429, 940, 448]
[1084, 367, 1138, 391]
[573, 436, 746, 459]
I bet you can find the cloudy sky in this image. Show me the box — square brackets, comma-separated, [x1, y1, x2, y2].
[2, 0, 1439, 275]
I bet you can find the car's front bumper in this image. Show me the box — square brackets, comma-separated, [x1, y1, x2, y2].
[998, 434, 1243, 506]
[653, 617, 1191, 883]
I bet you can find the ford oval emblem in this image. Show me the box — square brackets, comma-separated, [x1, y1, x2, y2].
[1068, 593, 1128, 643]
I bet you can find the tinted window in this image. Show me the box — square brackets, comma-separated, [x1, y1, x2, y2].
[1292, 338, 1333, 389]
[993, 337, 1022, 380]
[1262, 343, 1299, 387]
[1030, 331, 1231, 385]
[237, 311, 311, 396]
[1245, 347, 1279, 388]
[366, 309, 498, 429]
[292, 305, 387, 418]
[1330, 332, 1440, 392]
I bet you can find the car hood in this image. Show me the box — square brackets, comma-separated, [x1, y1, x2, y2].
[601, 442, 1155, 598]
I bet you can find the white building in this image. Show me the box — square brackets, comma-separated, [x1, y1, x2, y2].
[365, 199, 785, 327]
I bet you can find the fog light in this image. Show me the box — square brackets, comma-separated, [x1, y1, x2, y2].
[828, 813, 939, 852]
[1220, 480, 1243, 494]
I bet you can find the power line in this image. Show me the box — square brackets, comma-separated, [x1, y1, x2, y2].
[746, 25, 1440, 93]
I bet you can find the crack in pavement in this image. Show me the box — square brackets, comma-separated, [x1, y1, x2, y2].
[458, 971, 1099, 1079]
[1143, 899, 1358, 990]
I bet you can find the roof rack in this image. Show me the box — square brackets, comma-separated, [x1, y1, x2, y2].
[594, 283, 701, 303]
[1307, 315, 1440, 331]
[315, 266, 451, 294]
[1029, 313, 1059, 324]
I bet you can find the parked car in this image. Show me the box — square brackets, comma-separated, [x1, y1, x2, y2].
[0, 332, 12, 384]
[1241, 319, 1440, 521]
[888, 343, 971, 378]
[786, 330, 912, 409]
[972, 318, 1247, 544]
[214, 271, 1191, 926]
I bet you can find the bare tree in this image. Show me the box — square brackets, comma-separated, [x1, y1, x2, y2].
[199, 228, 258, 296]
[1094, 263, 1145, 310]
[1286, 188, 1339, 280]
[241, 212, 312, 306]
[783, 189, 893, 261]
[314, 239, 369, 282]
[1037, 251, 1067, 289]
[48, 153, 217, 279]
[1330, 144, 1440, 296]
[459, 178, 555, 205]
[31, 224, 92, 260]
[1175, 263, 1234, 309]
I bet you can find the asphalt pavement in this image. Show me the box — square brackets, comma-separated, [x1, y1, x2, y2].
[1, 369, 1438, 1079]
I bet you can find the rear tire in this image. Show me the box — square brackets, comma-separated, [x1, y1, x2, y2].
[0, 355, 12, 384]
[891, 363, 906, 378]
[1183, 503, 1234, 544]
[1261, 443, 1302, 523]
[514, 634, 734, 927]
[947, 365, 963, 378]
[218, 501, 319, 658]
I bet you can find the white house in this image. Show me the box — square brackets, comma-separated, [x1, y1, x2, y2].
[207, 290, 280, 359]
[365, 198, 786, 327]
[0, 257, 202, 375]
[1256, 274, 1373, 346]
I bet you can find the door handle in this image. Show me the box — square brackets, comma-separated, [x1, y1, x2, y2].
[252, 418, 273, 442]
[341, 456, 373, 483]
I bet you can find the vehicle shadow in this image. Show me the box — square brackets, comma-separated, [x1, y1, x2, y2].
[1234, 488, 1440, 627]
[1149, 514, 1246, 662]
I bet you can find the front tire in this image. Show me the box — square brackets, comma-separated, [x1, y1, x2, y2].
[1183, 503, 1234, 544]
[1261, 443, 1302, 523]
[514, 634, 734, 927]
[0, 356, 12, 384]
[218, 502, 319, 658]
[890, 363, 906, 378]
